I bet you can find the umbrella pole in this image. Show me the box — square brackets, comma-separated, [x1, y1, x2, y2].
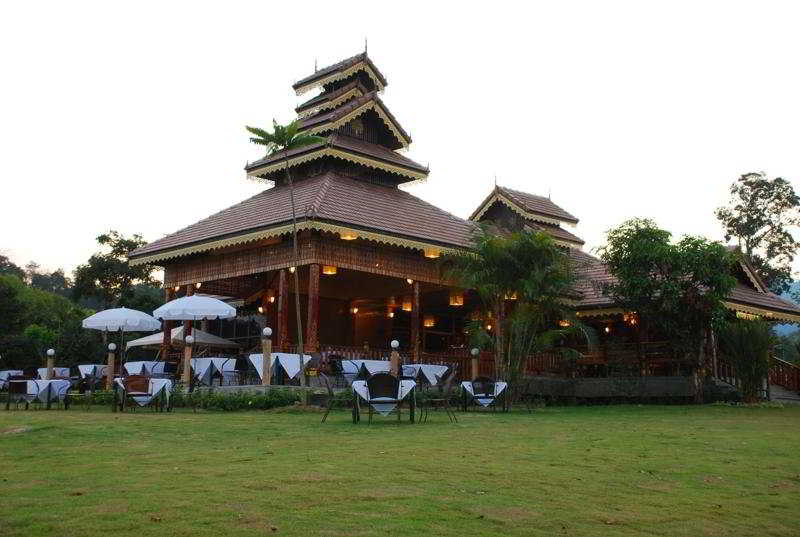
[119, 328, 125, 363]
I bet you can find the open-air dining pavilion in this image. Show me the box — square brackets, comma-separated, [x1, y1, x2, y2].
[118, 51, 800, 401]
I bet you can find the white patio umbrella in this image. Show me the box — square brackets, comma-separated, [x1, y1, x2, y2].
[152, 295, 236, 383]
[152, 295, 236, 321]
[82, 307, 161, 360]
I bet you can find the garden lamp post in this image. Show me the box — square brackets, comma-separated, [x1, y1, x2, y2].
[46, 348, 55, 380]
[261, 327, 272, 387]
[390, 340, 401, 375]
[470, 348, 479, 380]
[106, 343, 117, 390]
[182, 335, 195, 384]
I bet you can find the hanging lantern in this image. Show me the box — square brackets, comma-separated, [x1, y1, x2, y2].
[289, 266, 296, 273]
[623, 311, 638, 326]
[423, 248, 440, 259]
[258, 306, 264, 314]
[322, 265, 337, 275]
[195, 282, 202, 289]
[387, 307, 395, 319]
[266, 289, 275, 303]
[604, 325, 611, 334]
[504, 292, 518, 300]
[406, 278, 414, 285]
[401, 296, 412, 312]
[486, 323, 493, 331]
[351, 306, 359, 314]
[340, 232, 358, 240]
[449, 291, 464, 307]
[423, 314, 435, 328]
[558, 319, 570, 328]
[173, 285, 180, 292]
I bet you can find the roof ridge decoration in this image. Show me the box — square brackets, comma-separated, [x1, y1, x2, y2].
[470, 187, 578, 228]
[292, 53, 387, 96]
[298, 92, 411, 149]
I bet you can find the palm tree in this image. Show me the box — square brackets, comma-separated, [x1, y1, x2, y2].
[449, 227, 593, 381]
[247, 120, 324, 390]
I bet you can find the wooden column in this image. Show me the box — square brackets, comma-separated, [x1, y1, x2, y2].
[161, 287, 175, 356]
[261, 329, 272, 386]
[106, 345, 115, 390]
[306, 263, 320, 352]
[276, 269, 289, 351]
[411, 281, 420, 363]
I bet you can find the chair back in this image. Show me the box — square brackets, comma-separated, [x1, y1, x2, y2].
[123, 375, 150, 394]
[320, 372, 335, 398]
[8, 377, 30, 396]
[366, 373, 400, 399]
[438, 366, 457, 396]
[472, 376, 496, 397]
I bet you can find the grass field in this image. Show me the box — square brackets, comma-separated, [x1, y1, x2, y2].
[1, 404, 799, 537]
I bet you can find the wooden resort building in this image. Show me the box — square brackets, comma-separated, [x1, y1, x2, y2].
[128, 52, 800, 395]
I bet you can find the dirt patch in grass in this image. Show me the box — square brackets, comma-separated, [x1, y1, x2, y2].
[2, 426, 32, 434]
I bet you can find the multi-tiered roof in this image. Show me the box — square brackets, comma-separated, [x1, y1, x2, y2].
[130, 53, 474, 265]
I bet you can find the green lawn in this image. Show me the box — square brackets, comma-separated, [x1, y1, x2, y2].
[1, 404, 798, 537]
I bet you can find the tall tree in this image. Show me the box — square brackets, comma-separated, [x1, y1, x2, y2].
[599, 218, 736, 402]
[449, 227, 590, 381]
[715, 172, 800, 294]
[72, 231, 158, 309]
[0, 254, 25, 280]
[246, 120, 324, 390]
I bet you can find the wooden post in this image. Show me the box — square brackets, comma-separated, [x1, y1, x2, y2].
[411, 281, 420, 364]
[161, 287, 175, 357]
[261, 328, 272, 386]
[471, 348, 479, 380]
[46, 349, 55, 380]
[184, 284, 194, 339]
[306, 263, 320, 352]
[277, 269, 288, 351]
[390, 340, 401, 375]
[106, 344, 116, 390]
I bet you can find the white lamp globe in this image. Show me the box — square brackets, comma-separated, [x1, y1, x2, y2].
[108, 343, 117, 351]
[390, 340, 400, 349]
[185, 335, 195, 346]
[471, 348, 479, 357]
[46, 348, 55, 357]
[262, 327, 272, 338]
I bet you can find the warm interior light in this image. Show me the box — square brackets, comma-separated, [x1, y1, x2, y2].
[406, 278, 413, 285]
[449, 291, 464, 307]
[351, 307, 359, 314]
[402, 297, 412, 312]
[486, 324, 492, 331]
[195, 282, 202, 289]
[604, 326, 611, 334]
[258, 306, 264, 314]
[340, 232, 358, 240]
[322, 265, 337, 275]
[424, 248, 440, 259]
[269, 296, 275, 303]
[289, 266, 296, 273]
[558, 319, 570, 327]
[504, 292, 518, 300]
[387, 309, 395, 319]
[423, 314, 435, 328]
[173, 286, 180, 292]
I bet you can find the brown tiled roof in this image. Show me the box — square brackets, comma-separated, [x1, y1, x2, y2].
[297, 92, 411, 146]
[529, 222, 584, 246]
[296, 81, 366, 114]
[292, 53, 387, 92]
[244, 134, 428, 176]
[567, 250, 800, 316]
[727, 284, 800, 315]
[130, 172, 475, 260]
[499, 186, 579, 224]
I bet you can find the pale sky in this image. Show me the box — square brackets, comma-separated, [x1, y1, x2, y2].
[2, 1, 799, 276]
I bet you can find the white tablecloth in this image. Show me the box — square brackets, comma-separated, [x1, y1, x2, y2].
[402, 364, 449, 385]
[9, 379, 71, 403]
[461, 381, 508, 407]
[248, 353, 312, 381]
[115, 377, 173, 406]
[77, 364, 109, 379]
[123, 361, 166, 376]
[0, 370, 23, 388]
[191, 357, 236, 385]
[352, 379, 416, 416]
[37, 367, 70, 379]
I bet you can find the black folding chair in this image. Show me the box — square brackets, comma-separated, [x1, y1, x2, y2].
[5, 377, 34, 410]
[423, 367, 458, 423]
[320, 373, 354, 423]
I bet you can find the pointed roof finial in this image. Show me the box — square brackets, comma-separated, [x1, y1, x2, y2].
[364, 37, 368, 54]
[314, 58, 318, 73]
[494, 175, 497, 187]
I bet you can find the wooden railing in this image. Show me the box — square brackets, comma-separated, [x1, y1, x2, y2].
[769, 357, 800, 393]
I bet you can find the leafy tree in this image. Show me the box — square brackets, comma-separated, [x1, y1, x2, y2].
[0, 274, 25, 336]
[23, 324, 58, 361]
[449, 227, 590, 380]
[599, 218, 736, 402]
[246, 120, 324, 389]
[0, 253, 25, 280]
[717, 320, 774, 402]
[715, 172, 800, 294]
[72, 231, 158, 309]
[30, 267, 72, 297]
